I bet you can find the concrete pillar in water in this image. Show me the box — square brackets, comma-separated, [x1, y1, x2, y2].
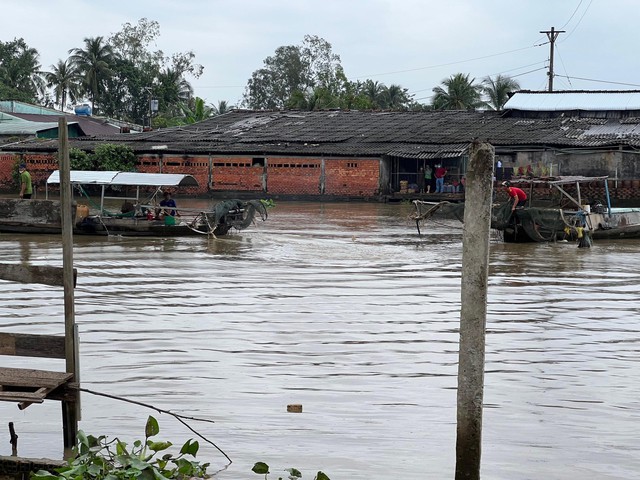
[455, 141, 494, 480]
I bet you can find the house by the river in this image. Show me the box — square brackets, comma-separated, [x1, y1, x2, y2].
[2, 90, 640, 204]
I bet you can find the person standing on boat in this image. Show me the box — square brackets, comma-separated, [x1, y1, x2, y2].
[159, 191, 178, 217]
[504, 181, 527, 211]
[18, 163, 33, 199]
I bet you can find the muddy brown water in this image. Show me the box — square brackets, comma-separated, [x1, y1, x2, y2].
[1, 201, 639, 479]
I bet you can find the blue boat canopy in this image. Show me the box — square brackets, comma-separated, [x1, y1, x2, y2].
[47, 170, 199, 187]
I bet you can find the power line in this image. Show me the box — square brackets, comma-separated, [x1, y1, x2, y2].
[562, 0, 595, 42]
[559, 0, 585, 29]
[352, 43, 546, 80]
[558, 75, 640, 88]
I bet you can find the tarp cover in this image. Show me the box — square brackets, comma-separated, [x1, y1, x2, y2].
[47, 170, 199, 187]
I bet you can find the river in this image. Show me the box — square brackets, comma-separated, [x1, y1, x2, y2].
[1, 201, 639, 480]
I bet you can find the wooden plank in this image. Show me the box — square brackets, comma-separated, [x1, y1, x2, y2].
[0, 263, 77, 287]
[18, 387, 48, 410]
[0, 392, 44, 403]
[0, 367, 72, 389]
[0, 333, 65, 359]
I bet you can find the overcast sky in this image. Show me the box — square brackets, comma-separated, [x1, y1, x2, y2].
[3, 0, 638, 107]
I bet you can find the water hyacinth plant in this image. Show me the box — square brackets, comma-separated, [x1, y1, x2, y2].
[31, 416, 209, 480]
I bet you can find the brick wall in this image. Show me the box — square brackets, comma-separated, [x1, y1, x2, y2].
[0, 152, 56, 193]
[325, 158, 379, 196]
[211, 157, 264, 192]
[266, 157, 322, 195]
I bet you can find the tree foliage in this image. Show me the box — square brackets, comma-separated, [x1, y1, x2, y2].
[68, 36, 116, 112]
[482, 74, 520, 111]
[243, 35, 344, 109]
[0, 38, 44, 102]
[431, 73, 484, 110]
[44, 59, 80, 110]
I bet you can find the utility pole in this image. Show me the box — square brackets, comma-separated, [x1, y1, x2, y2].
[540, 27, 565, 92]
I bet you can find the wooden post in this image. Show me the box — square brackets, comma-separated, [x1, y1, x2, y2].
[58, 117, 79, 458]
[455, 141, 494, 480]
[9, 422, 18, 456]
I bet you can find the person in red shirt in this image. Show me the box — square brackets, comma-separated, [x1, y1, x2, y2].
[504, 182, 527, 211]
[434, 165, 447, 193]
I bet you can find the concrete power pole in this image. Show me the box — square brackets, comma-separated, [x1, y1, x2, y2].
[540, 27, 565, 92]
[455, 141, 494, 480]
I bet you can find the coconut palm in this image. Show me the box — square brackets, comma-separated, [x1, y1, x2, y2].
[44, 59, 80, 111]
[362, 79, 384, 108]
[0, 38, 45, 102]
[212, 100, 230, 115]
[156, 67, 193, 116]
[68, 36, 116, 112]
[482, 74, 521, 111]
[431, 73, 484, 110]
[379, 84, 411, 109]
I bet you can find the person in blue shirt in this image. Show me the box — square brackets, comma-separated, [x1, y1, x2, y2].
[159, 191, 178, 217]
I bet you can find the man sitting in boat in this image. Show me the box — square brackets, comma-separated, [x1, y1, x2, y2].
[158, 191, 179, 222]
[503, 181, 527, 211]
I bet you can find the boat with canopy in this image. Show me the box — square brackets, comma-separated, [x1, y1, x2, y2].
[0, 170, 268, 237]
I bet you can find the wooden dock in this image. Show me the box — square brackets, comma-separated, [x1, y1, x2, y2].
[1, 119, 80, 476]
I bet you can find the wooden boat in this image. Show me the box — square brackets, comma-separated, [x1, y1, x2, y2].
[413, 176, 640, 245]
[0, 171, 268, 237]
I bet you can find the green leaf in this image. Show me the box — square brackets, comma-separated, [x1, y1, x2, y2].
[315, 472, 330, 480]
[148, 440, 172, 452]
[179, 439, 199, 456]
[252, 462, 270, 475]
[30, 470, 60, 480]
[145, 416, 160, 438]
[286, 467, 302, 478]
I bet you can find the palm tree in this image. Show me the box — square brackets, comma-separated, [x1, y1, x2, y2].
[431, 73, 484, 110]
[68, 36, 116, 112]
[0, 38, 45, 102]
[212, 100, 230, 115]
[363, 80, 384, 108]
[482, 74, 521, 111]
[44, 59, 80, 111]
[379, 84, 410, 109]
[156, 67, 193, 116]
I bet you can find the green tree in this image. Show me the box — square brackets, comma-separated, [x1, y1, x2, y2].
[243, 35, 343, 109]
[482, 74, 520, 111]
[92, 144, 137, 171]
[431, 73, 484, 110]
[69, 147, 92, 170]
[212, 100, 230, 115]
[155, 67, 194, 117]
[44, 59, 80, 111]
[68, 36, 116, 113]
[180, 97, 213, 124]
[379, 84, 412, 109]
[0, 38, 44, 102]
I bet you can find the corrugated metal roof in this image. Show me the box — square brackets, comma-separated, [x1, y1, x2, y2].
[0, 116, 59, 135]
[47, 170, 199, 187]
[505, 90, 640, 111]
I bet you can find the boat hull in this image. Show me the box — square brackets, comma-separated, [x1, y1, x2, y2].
[498, 208, 640, 243]
[0, 199, 260, 237]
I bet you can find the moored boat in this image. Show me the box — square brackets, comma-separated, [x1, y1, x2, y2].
[0, 171, 268, 237]
[413, 176, 640, 245]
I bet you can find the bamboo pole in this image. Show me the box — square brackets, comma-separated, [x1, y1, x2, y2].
[455, 141, 494, 480]
[58, 118, 79, 458]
